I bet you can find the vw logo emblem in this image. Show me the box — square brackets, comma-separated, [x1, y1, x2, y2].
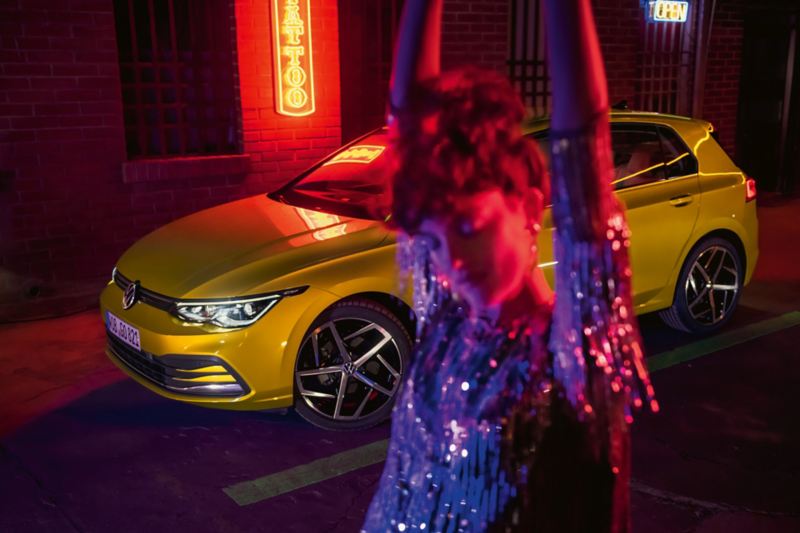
[122, 281, 140, 310]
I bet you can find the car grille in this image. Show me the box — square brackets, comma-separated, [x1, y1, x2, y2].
[107, 332, 249, 397]
[113, 270, 175, 312]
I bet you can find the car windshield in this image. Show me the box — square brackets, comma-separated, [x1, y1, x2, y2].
[269, 130, 392, 221]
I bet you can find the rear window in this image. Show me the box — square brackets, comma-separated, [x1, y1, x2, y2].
[269, 130, 392, 220]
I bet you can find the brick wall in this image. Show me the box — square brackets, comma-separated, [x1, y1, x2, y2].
[0, 0, 128, 289]
[337, 0, 509, 143]
[442, 0, 509, 72]
[701, 0, 745, 156]
[1, 0, 341, 296]
[593, 0, 642, 107]
[236, 0, 341, 193]
[594, 0, 744, 156]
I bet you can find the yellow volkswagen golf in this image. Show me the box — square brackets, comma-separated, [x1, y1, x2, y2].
[100, 111, 759, 429]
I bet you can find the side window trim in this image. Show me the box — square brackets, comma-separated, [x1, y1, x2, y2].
[656, 124, 699, 179]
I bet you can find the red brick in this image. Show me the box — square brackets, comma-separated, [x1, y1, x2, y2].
[294, 128, 328, 139]
[3, 63, 51, 76]
[76, 76, 120, 90]
[35, 128, 77, 141]
[10, 116, 56, 129]
[0, 77, 31, 90]
[0, 50, 25, 62]
[0, 103, 33, 116]
[34, 102, 81, 116]
[26, 48, 76, 63]
[29, 77, 77, 90]
[277, 139, 311, 151]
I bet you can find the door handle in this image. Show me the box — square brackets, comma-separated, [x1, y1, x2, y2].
[669, 194, 693, 207]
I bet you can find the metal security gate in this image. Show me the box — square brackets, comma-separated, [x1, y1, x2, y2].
[509, 0, 701, 118]
[637, 4, 698, 115]
[113, 0, 240, 158]
[508, 0, 550, 117]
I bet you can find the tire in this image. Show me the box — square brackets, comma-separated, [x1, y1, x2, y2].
[659, 237, 743, 334]
[293, 299, 412, 430]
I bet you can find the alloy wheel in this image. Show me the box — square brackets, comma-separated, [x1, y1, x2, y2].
[684, 245, 740, 326]
[295, 318, 403, 422]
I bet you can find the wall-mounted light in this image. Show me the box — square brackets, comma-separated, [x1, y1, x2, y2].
[272, 0, 315, 116]
[647, 1, 690, 23]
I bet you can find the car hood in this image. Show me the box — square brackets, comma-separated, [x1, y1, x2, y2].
[115, 195, 388, 298]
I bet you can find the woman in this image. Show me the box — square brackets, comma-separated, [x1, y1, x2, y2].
[362, 1, 657, 531]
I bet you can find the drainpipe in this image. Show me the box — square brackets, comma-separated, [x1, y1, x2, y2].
[777, 14, 797, 195]
[692, 0, 716, 118]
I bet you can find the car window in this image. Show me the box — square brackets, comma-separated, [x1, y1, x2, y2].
[270, 130, 391, 220]
[658, 125, 698, 178]
[530, 124, 672, 191]
[610, 124, 666, 190]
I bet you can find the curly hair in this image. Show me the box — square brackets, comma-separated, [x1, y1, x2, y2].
[389, 67, 549, 234]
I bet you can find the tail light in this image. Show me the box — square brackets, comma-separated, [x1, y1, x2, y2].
[745, 177, 757, 202]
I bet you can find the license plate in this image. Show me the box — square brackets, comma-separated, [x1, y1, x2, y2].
[106, 311, 141, 352]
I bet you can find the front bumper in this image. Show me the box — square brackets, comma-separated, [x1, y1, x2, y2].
[100, 279, 334, 411]
[106, 331, 249, 397]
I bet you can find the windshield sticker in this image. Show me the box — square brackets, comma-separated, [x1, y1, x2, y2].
[322, 145, 386, 166]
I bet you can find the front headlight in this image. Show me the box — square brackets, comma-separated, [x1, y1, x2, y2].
[173, 287, 307, 328]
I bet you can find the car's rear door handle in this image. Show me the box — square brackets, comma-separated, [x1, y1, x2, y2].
[669, 194, 693, 207]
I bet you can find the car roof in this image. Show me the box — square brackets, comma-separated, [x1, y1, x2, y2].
[522, 110, 713, 136]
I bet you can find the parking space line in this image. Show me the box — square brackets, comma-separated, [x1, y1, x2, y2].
[223, 311, 800, 506]
[224, 439, 389, 506]
[647, 311, 800, 372]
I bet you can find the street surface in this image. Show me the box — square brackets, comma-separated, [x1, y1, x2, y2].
[1, 195, 798, 532]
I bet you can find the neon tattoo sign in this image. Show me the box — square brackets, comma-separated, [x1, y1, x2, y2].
[647, 1, 689, 23]
[272, 0, 315, 116]
[322, 145, 386, 166]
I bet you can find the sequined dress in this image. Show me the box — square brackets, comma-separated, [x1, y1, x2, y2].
[362, 114, 656, 533]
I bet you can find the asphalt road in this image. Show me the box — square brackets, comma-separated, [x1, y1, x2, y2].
[1, 195, 798, 532]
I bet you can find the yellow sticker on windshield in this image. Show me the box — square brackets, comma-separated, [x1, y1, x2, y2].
[323, 145, 386, 166]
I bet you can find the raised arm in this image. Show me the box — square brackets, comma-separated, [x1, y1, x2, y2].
[542, 0, 656, 417]
[387, 0, 442, 122]
[544, 0, 609, 131]
[543, 0, 615, 241]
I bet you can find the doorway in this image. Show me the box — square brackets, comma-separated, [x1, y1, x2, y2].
[737, 7, 799, 194]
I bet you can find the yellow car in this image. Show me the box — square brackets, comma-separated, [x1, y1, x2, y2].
[100, 111, 758, 429]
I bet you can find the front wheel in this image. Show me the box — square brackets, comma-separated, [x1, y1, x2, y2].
[659, 237, 743, 334]
[294, 299, 411, 430]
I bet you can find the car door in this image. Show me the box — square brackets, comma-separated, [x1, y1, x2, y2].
[532, 123, 701, 310]
[612, 123, 701, 308]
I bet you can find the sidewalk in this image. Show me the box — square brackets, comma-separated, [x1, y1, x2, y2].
[0, 275, 108, 323]
[0, 309, 122, 437]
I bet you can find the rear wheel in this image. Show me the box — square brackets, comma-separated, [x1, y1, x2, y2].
[294, 299, 411, 430]
[659, 237, 742, 334]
